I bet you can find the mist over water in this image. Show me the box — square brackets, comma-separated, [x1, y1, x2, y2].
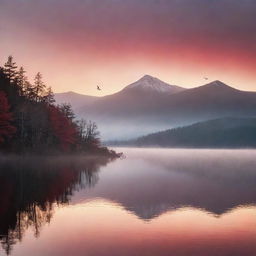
[1, 148, 256, 255]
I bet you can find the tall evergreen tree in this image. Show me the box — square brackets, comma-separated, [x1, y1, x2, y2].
[34, 72, 46, 102]
[24, 81, 36, 100]
[4, 56, 17, 83]
[16, 66, 27, 96]
[43, 86, 55, 105]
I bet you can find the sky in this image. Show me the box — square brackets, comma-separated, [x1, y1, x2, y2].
[0, 0, 256, 96]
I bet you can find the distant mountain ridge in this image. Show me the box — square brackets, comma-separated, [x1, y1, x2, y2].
[54, 91, 98, 110]
[124, 117, 256, 148]
[54, 75, 185, 111]
[54, 76, 256, 140]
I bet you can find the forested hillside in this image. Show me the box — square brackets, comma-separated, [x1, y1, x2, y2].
[0, 56, 116, 155]
[125, 118, 256, 148]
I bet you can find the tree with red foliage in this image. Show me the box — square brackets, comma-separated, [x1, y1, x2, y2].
[0, 92, 16, 144]
[0, 56, 112, 154]
[48, 106, 77, 151]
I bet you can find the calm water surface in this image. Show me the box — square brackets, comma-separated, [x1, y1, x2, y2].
[1, 148, 256, 256]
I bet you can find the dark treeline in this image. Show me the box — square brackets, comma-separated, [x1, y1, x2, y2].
[0, 56, 116, 155]
[0, 155, 110, 254]
[113, 118, 256, 148]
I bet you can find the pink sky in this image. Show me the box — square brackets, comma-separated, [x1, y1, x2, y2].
[1, 0, 256, 96]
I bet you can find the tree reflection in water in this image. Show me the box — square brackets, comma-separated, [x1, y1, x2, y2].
[0, 155, 111, 254]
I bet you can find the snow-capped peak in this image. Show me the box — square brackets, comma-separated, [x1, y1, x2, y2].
[123, 75, 185, 94]
[208, 80, 228, 87]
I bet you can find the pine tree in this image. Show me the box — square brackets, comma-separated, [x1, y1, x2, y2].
[34, 72, 46, 102]
[4, 56, 17, 83]
[24, 81, 36, 100]
[43, 87, 55, 105]
[16, 67, 27, 96]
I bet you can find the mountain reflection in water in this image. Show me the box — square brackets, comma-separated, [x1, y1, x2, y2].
[1, 149, 256, 256]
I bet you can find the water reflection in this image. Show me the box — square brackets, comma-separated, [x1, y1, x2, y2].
[1, 149, 256, 255]
[0, 155, 111, 254]
[74, 148, 256, 219]
[14, 200, 254, 256]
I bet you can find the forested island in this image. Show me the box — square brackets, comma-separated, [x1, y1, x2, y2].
[0, 56, 117, 157]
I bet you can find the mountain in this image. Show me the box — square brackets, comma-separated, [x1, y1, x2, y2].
[125, 117, 256, 148]
[54, 91, 98, 110]
[55, 75, 183, 110]
[122, 75, 185, 94]
[57, 76, 256, 140]
[75, 75, 188, 139]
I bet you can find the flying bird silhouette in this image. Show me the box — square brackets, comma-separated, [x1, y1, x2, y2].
[204, 77, 209, 80]
[97, 85, 101, 91]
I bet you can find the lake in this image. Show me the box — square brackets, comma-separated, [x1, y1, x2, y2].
[1, 148, 256, 256]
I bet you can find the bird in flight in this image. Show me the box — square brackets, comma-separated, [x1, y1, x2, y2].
[97, 85, 101, 91]
[204, 77, 209, 80]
